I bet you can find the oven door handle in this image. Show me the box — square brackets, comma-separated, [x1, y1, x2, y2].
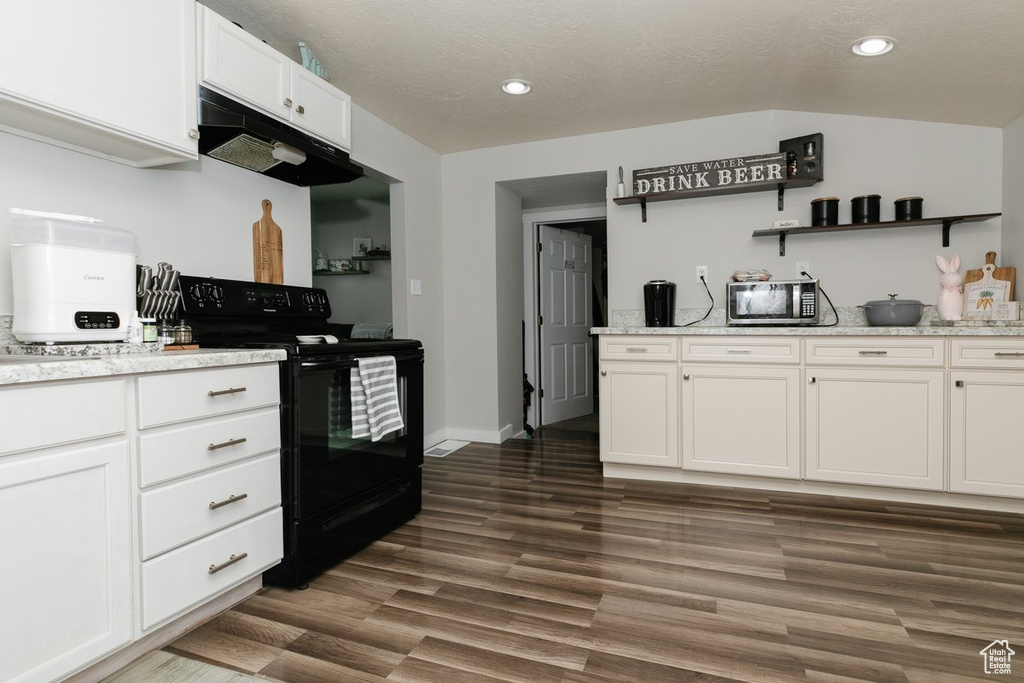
[300, 361, 355, 369]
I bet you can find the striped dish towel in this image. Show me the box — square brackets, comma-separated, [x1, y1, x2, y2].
[350, 356, 404, 442]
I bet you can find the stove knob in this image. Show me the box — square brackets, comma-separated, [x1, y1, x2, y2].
[210, 286, 223, 302]
[189, 284, 204, 301]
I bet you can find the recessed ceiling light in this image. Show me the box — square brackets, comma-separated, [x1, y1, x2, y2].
[852, 36, 894, 57]
[501, 79, 532, 95]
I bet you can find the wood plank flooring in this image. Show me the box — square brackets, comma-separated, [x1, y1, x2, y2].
[164, 434, 1024, 682]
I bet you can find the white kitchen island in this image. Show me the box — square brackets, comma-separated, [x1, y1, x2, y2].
[0, 348, 286, 683]
[593, 319, 1024, 513]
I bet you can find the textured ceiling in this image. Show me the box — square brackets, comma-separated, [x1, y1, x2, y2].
[200, 0, 1024, 154]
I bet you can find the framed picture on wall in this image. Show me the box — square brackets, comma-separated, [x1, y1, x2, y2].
[353, 237, 371, 257]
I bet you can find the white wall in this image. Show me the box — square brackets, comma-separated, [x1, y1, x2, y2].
[0, 131, 311, 315]
[349, 104, 446, 447]
[495, 184, 524, 440]
[442, 109, 1003, 441]
[1002, 113, 1024, 290]
[311, 196, 393, 324]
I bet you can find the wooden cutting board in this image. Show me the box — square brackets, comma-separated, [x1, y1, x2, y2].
[963, 251, 1015, 300]
[252, 199, 283, 284]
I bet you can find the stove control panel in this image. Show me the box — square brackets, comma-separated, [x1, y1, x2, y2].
[179, 275, 331, 318]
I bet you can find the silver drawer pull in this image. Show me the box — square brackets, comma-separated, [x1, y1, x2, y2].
[209, 493, 248, 510]
[208, 552, 248, 575]
[208, 387, 246, 397]
[994, 352, 1024, 357]
[208, 437, 248, 451]
[858, 350, 888, 356]
[626, 347, 648, 353]
[726, 349, 752, 354]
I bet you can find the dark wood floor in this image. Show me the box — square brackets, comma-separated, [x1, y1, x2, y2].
[166, 434, 1024, 682]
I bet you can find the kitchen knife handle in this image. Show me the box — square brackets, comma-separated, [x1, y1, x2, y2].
[208, 552, 248, 575]
[208, 437, 247, 451]
[208, 387, 246, 397]
[209, 493, 248, 510]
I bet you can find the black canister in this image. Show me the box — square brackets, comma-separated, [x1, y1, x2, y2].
[894, 196, 923, 221]
[643, 280, 676, 327]
[851, 194, 881, 223]
[810, 197, 839, 226]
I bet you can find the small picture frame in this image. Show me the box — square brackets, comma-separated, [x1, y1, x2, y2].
[353, 237, 371, 257]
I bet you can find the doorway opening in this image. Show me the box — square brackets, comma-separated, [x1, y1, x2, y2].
[524, 211, 607, 436]
[310, 176, 393, 332]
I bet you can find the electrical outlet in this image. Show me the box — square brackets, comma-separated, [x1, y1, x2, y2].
[696, 265, 708, 283]
[796, 261, 810, 278]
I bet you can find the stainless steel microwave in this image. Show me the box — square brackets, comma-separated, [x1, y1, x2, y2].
[726, 279, 820, 325]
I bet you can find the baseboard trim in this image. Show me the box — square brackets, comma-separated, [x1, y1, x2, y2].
[602, 464, 1024, 513]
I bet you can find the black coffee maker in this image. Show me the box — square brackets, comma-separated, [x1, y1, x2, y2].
[643, 280, 676, 327]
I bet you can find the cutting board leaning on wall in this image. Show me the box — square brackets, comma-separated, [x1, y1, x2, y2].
[253, 199, 284, 284]
[964, 251, 1015, 299]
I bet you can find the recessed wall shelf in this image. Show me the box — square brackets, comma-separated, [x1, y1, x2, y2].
[752, 213, 1002, 256]
[313, 270, 369, 276]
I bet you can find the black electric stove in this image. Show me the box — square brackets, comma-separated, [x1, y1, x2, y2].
[179, 275, 424, 588]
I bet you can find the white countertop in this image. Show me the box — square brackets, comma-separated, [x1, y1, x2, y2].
[592, 323, 1024, 336]
[0, 348, 287, 386]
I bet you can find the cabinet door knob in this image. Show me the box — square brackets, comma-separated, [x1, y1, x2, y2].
[683, 374, 690, 380]
[187, 128, 200, 140]
[600, 370, 607, 376]
[284, 98, 293, 108]
[296, 104, 305, 114]
[808, 376, 816, 384]
[955, 380, 965, 388]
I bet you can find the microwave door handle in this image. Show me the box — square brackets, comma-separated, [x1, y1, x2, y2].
[793, 285, 801, 318]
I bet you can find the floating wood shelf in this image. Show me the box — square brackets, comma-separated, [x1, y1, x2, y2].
[313, 270, 368, 276]
[752, 213, 1002, 256]
[352, 255, 390, 261]
[614, 178, 819, 222]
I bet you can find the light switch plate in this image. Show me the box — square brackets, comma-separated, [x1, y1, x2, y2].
[411, 279, 422, 296]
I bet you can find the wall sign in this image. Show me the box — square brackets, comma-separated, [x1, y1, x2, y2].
[633, 152, 786, 198]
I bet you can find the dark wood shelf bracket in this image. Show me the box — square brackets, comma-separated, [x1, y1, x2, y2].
[640, 197, 647, 223]
[778, 184, 785, 211]
[778, 231, 787, 256]
[941, 218, 961, 248]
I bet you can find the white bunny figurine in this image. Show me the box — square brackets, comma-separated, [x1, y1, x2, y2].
[936, 254, 963, 321]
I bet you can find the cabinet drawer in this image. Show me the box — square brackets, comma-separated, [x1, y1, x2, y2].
[950, 338, 1024, 369]
[600, 336, 678, 362]
[805, 338, 944, 367]
[139, 452, 281, 560]
[137, 364, 279, 428]
[680, 337, 800, 364]
[140, 507, 283, 630]
[138, 407, 281, 487]
[0, 379, 125, 456]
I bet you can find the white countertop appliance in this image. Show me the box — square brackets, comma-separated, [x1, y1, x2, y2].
[10, 210, 137, 343]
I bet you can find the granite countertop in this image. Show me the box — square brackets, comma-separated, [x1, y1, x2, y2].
[592, 324, 1024, 337]
[0, 348, 287, 386]
[596, 306, 1024, 336]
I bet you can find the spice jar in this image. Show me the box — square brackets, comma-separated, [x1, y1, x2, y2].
[156, 320, 175, 345]
[810, 197, 839, 226]
[851, 194, 881, 223]
[173, 320, 194, 344]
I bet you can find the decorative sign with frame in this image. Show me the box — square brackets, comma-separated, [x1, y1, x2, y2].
[633, 152, 786, 199]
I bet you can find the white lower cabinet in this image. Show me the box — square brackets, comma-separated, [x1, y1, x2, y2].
[599, 361, 679, 467]
[805, 367, 945, 490]
[681, 365, 801, 478]
[0, 440, 131, 683]
[950, 370, 1024, 497]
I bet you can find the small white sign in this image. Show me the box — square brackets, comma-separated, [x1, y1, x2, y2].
[773, 219, 801, 229]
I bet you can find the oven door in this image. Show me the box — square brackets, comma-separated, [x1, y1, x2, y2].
[293, 349, 423, 520]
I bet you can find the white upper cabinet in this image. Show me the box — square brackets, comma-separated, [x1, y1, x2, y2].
[199, 5, 352, 150]
[0, 0, 198, 166]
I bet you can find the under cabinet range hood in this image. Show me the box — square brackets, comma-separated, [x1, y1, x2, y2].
[197, 86, 362, 186]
